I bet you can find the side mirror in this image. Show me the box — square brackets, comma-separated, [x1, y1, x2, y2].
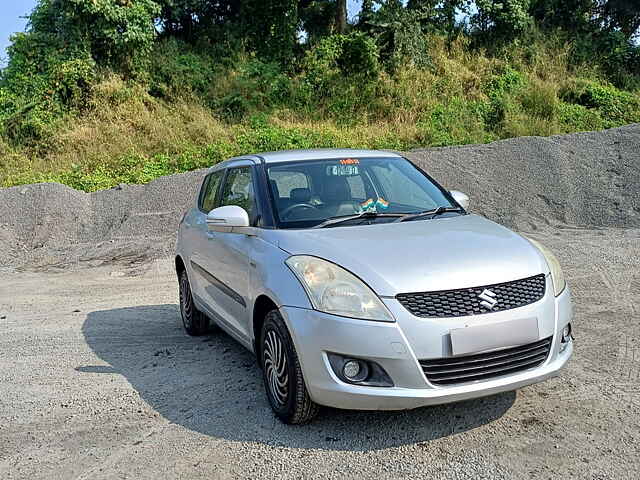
[450, 190, 470, 211]
[206, 205, 251, 233]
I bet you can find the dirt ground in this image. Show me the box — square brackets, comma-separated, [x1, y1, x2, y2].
[1, 225, 639, 480]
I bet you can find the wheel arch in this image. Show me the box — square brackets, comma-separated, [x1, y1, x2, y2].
[175, 255, 186, 279]
[252, 294, 280, 356]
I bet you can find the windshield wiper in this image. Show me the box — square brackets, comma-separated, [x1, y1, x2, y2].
[312, 211, 405, 229]
[396, 206, 464, 223]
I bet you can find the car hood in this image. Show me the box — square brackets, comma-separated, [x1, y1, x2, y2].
[270, 214, 549, 297]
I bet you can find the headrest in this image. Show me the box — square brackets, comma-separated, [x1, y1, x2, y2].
[290, 188, 312, 203]
[323, 177, 351, 202]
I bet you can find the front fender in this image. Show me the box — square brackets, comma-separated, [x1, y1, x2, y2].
[249, 236, 312, 310]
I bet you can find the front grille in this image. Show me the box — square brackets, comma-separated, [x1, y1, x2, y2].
[420, 337, 552, 386]
[396, 274, 546, 318]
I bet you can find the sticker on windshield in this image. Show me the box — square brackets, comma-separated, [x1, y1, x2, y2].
[326, 165, 359, 176]
[340, 158, 359, 165]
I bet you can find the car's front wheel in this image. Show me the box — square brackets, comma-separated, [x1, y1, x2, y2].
[179, 270, 210, 336]
[261, 310, 319, 424]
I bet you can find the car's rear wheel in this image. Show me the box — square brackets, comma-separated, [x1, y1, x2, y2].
[261, 310, 319, 424]
[179, 270, 210, 336]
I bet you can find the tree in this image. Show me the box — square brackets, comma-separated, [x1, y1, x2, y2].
[367, 0, 431, 68]
[7, 0, 160, 77]
[597, 0, 640, 39]
[241, 0, 299, 64]
[473, 0, 533, 38]
[336, 0, 348, 33]
[529, 0, 593, 33]
[158, 1, 243, 41]
[407, 0, 472, 33]
[360, 0, 375, 25]
[300, 1, 335, 44]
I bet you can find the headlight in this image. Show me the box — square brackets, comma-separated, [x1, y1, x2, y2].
[285, 255, 394, 322]
[527, 238, 566, 296]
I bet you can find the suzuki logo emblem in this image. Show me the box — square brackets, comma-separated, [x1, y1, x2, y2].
[479, 289, 498, 310]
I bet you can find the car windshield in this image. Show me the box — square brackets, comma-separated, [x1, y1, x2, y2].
[266, 156, 460, 229]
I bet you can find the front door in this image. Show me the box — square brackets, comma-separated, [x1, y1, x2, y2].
[196, 166, 258, 342]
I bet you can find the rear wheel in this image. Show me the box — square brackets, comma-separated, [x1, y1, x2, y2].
[261, 310, 319, 424]
[179, 270, 210, 336]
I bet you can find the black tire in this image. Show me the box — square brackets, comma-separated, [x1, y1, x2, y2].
[179, 270, 210, 336]
[261, 310, 319, 424]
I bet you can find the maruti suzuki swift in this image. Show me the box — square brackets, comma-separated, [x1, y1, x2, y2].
[175, 149, 573, 424]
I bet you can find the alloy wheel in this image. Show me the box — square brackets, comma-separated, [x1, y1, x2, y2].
[263, 329, 289, 407]
[179, 274, 193, 331]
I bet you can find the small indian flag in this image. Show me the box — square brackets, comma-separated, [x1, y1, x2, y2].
[360, 198, 375, 210]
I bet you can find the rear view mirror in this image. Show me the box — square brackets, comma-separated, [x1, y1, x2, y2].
[206, 205, 251, 233]
[450, 190, 470, 211]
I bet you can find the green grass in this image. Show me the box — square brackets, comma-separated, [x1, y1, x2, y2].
[1, 35, 639, 192]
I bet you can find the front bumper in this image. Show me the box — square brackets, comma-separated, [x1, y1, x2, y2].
[280, 284, 573, 410]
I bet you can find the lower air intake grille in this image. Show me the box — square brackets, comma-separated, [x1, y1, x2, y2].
[420, 337, 552, 386]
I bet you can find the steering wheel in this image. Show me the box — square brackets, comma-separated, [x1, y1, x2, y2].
[280, 203, 318, 220]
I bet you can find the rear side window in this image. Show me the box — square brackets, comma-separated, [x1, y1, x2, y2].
[200, 170, 224, 213]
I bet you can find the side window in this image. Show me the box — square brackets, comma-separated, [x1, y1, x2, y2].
[200, 170, 224, 213]
[269, 170, 309, 198]
[219, 167, 258, 224]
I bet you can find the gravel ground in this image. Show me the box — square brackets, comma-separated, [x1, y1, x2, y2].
[1, 227, 639, 479]
[1, 125, 639, 478]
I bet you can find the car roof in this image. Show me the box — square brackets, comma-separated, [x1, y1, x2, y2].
[226, 148, 403, 166]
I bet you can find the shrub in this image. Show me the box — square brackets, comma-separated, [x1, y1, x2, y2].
[209, 58, 292, 120]
[296, 33, 381, 121]
[302, 33, 380, 88]
[520, 80, 558, 120]
[337, 33, 381, 78]
[485, 66, 527, 98]
[483, 66, 526, 128]
[557, 103, 605, 132]
[573, 31, 640, 89]
[417, 99, 494, 146]
[561, 80, 640, 127]
[1, 101, 62, 145]
[149, 39, 217, 99]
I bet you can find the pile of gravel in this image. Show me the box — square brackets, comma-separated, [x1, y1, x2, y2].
[0, 169, 207, 270]
[1, 124, 638, 270]
[406, 123, 640, 231]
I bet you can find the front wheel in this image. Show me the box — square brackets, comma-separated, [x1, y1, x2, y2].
[261, 310, 319, 424]
[179, 270, 210, 336]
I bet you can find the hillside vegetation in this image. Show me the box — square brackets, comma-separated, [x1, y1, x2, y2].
[1, 1, 639, 192]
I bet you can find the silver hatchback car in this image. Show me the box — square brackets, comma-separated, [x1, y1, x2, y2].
[175, 149, 573, 424]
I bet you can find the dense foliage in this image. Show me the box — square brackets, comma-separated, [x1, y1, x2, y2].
[1, 0, 639, 191]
